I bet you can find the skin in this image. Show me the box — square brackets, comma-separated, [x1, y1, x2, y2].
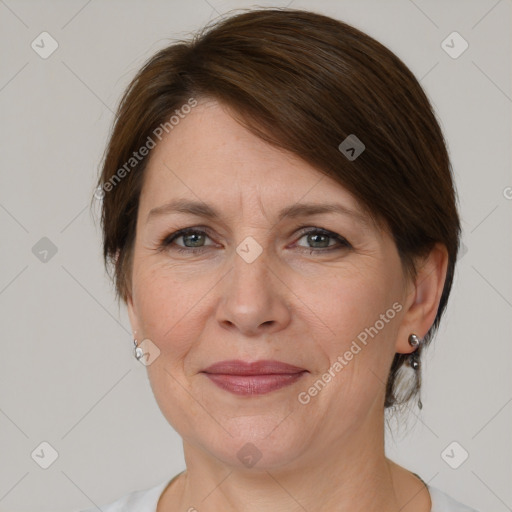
[126, 98, 448, 512]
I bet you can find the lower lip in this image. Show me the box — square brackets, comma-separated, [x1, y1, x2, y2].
[203, 372, 307, 396]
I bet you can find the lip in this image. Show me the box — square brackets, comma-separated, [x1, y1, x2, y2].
[201, 359, 307, 396]
[202, 359, 306, 375]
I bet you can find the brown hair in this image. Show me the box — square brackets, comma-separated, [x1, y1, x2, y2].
[92, 8, 461, 409]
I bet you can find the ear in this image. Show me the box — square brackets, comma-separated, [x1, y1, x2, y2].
[395, 243, 449, 354]
[116, 248, 140, 338]
[126, 288, 141, 339]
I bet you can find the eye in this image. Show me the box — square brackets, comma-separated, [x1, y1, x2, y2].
[159, 228, 216, 254]
[158, 226, 351, 255]
[294, 227, 351, 253]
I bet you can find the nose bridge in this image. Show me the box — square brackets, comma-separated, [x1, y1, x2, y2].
[216, 234, 290, 334]
[230, 235, 273, 306]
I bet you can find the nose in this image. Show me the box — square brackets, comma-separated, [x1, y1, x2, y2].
[215, 245, 292, 337]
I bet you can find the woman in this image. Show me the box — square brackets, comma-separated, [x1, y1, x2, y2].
[84, 8, 479, 512]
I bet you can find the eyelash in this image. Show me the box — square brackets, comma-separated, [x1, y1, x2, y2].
[158, 226, 352, 255]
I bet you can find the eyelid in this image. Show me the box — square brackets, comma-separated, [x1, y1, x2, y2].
[159, 225, 351, 253]
[292, 226, 351, 249]
[161, 226, 217, 247]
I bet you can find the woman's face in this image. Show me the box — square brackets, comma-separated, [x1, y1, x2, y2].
[127, 98, 414, 469]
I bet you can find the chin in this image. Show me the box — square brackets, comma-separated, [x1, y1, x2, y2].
[216, 440, 303, 471]
[195, 418, 308, 471]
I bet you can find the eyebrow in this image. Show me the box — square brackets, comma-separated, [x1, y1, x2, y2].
[146, 198, 372, 227]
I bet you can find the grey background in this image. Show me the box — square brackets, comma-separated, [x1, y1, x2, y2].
[0, 0, 510, 511]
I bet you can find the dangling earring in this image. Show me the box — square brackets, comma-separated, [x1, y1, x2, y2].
[408, 333, 421, 370]
[133, 338, 144, 361]
[408, 333, 423, 409]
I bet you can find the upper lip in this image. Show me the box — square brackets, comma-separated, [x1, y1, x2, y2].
[202, 359, 306, 375]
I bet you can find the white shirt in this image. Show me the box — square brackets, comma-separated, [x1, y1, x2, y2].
[78, 475, 481, 512]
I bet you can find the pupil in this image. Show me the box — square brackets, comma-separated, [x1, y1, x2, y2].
[181, 232, 331, 249]
[185, 233, 203, 247]
[310, 233, 328, 248]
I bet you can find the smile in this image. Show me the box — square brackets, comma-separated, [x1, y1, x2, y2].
[202, 372, 307, 396]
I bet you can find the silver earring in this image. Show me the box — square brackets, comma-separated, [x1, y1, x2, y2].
[133, 338, 144, 361]
[408, 333, 421, 370]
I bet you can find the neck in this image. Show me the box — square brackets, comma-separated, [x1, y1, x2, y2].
[162, 413, 430, 512]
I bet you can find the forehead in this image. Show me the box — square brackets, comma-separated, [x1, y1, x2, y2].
[139, 99, 368, 224]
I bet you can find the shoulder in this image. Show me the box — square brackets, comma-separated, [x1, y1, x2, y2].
[76, 478, 170, 512]
[428, 485, 481, 512]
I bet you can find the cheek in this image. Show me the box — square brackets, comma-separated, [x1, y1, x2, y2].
[305, 266, 402, 386]
[304, 266, 393, 341]
[134, 268, 211, 434]
[132, 264, 210, 363]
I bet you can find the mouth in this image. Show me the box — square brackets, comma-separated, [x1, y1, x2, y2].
[201, 359, 308, 396]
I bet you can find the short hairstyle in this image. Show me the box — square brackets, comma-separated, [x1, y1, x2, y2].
[93, 8, 461, 409]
